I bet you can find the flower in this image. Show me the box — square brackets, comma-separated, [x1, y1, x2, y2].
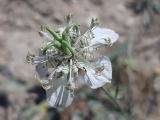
[26, 16, 119, 108]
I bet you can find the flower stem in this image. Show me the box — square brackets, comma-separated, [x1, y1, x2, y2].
[101, 87, 122, 111]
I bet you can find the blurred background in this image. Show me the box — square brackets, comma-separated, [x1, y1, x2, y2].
[0, 0, 160, 120]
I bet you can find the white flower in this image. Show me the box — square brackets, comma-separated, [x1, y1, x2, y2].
[26, 18, 119, 108]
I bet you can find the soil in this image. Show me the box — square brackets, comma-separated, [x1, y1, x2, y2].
[0, 0, 160, 120]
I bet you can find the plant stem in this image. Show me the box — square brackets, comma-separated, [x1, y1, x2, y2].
[101, 87, 122, 111]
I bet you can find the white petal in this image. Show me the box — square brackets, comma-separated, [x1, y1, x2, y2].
[36, 63, 68, 91]
[91, 27, 119, 46]
[36, 63, 49, 80]
[47, 86, 74, 108]
[83, 56, 112, 89]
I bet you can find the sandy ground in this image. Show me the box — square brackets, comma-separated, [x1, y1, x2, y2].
[0, 0, 160, 120]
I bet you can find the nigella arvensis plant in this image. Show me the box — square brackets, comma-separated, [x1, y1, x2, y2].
[26, 15, 119, 108]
